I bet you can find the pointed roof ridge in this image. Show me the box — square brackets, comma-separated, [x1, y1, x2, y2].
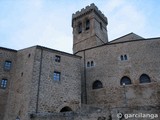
[110, 32, 144, 43]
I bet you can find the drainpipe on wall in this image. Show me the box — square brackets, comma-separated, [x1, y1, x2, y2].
[83, 50, 87, 104]
[36, 47, 43, 113]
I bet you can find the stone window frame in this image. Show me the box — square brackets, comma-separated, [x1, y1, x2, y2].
[4, 60, 12, 71]
[139, 74, 151, 83]
[53, 71, 61, 81]
[1, 79, 7, 89]
[120, 76, 132, 85]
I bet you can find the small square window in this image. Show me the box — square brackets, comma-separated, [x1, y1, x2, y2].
[1, 79, 7, 89]
[53, 71, 61, 81]
[55, 55, 61, 62]
[4, 61, 12, 70]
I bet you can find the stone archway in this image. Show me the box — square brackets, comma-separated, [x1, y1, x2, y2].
[60, 106, 72, 112]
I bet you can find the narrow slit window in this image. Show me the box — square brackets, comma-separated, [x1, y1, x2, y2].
[85, 19, 90, 30]
[100, 22, 102, 30]
[78, 22, 82, 33]
[120, 55, 123, 61]
[87, 62, 90, 67]
[124, 55, 127, 60]
[91, 61, 94, 66]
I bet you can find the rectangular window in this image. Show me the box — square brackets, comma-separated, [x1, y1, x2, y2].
[78, 22, 82, 34]
[55, 55, 61, 62]
[85, 19, 90, 30]
[53, 71, 61, 81]
[1, 79, 7, 89]
[4, 61, 12, 70]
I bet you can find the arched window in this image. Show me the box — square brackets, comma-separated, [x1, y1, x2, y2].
[139, 74, 151, 83]
[60, 106, 72, 112]
[124, 55, 127, 60]
[92, 80, 103, 89]
[120, 76, 131, 85]
[120, 55, 123, 61]
[78, 22, 82, 33]
[91, 61, 94, 66]
[85, 19, 90, 30]
[87, 61, 90, 67]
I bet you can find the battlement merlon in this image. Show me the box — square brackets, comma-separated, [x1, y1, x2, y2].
[72, 3, 108, 27]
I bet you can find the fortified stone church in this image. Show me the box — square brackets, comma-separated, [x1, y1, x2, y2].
[0, 3, 160, 120]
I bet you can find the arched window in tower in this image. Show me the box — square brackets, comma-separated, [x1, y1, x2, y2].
[120, 55, 124, 61]
[87, 61, 90, 67]
[139, 74, 151, 83]
[85, 19, 90, 30]
[120, 76, 132, 85]
[124, 54, 127, 60]
[60, 106, 72, 112]
[92, 80, 103, 89]
[91, 61, 94, 67]
[78, 22, 82, 33]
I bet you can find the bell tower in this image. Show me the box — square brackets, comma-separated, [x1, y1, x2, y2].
[72, 3, 108, 54]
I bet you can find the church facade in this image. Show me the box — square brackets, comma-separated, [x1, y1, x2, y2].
[0, 3, 160, 120]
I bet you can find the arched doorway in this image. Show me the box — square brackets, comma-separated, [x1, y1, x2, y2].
[60, 106, 72, 112]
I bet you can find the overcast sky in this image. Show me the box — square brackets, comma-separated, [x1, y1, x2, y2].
[0, 0, 160, 53]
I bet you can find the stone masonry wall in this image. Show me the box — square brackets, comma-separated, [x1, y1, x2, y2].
[30, 105, 160, 120]
[78, 38, 160, 108]
[0, 48, 17, 120]
[34, 47, 81, 114]
[4, 46, 37, 120]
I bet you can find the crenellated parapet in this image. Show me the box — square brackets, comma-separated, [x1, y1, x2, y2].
[72, 3, 108, 26]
